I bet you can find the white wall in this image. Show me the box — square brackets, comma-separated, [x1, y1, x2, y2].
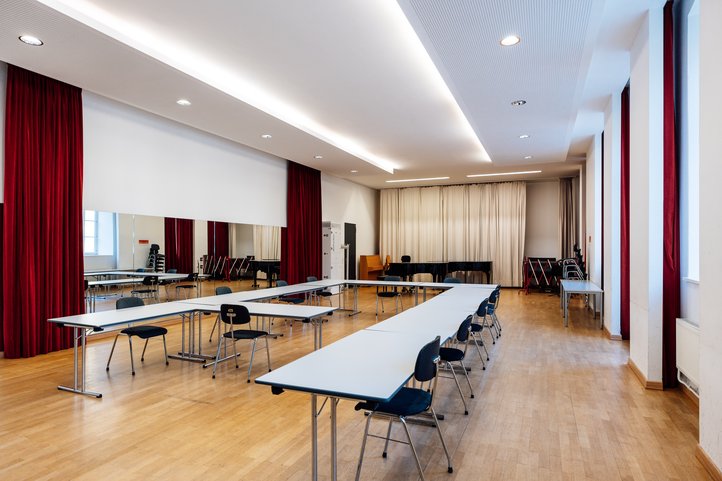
[699, 0, 722, 470]
[603, 94, 622, 337]
[586, 134, 602, 294]
[231, 223, 255, 258]
[82, 92, 287, 226]
[320, 173, 379, 274]
[628, 7, 664, 383]
[193, 220, 208, 272]
[116, 214, 165, 270]
[524, 181, 559, 258]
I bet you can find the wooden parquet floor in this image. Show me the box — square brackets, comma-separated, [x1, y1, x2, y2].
[0, 283, 709, 480]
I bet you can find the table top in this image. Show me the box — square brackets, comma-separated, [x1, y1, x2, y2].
[84, 271, 191, 281]
[560, 279, 603, 294]
[255, 329, 437, 402]
[48, 301, 201, 330]
[185, 300, 336, 320]
[87, 278, 144, 287]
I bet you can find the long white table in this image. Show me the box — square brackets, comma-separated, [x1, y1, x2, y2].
[559, 279, 604, 328]
[255, 283, 493, 481]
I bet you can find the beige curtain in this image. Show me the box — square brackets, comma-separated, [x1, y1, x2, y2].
[253, 225, 280, 260]
[380, 181, 526, 286]
[559, 178, 577, 259]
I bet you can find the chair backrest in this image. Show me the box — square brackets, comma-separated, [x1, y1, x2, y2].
[215, 286, 232, 295]
[142, 275, 158, 286]
[488, 290, 498, 303]
[443, 277, 461, 284]
[385, 275, 401, 282]
[220, 304, 251, 325]
[185, 272, 198, 281]
[414, 336, 441, 383]
[456, 315, 473, 343]
[476, 299, 488, 317]
[401, 255, 411, 263]
[276, 280, 288, 287]
[166, 268, 178, 273]
[117, 297, 144, 309]
[307, 276, 318, 282]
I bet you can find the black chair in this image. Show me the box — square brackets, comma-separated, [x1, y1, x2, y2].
[355, 336, 453, 480]
[439, 315, 475, 415]
[175, 272, 198, 300]
[106, 297, 168, 375]
[443, 277, 462, 284]
[208, 286, 233, 342]
[376, 275, 403, 318]
[210, 304, 271, 382]
[486, 288, 502, 338]
[401, 255, 411, 263]
[306, 276, 333, 306]
[470, 299, 490, 368]
[276, 280, 305, 304]
[131, 275, 159, 302]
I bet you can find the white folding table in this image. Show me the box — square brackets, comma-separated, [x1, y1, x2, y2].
[559, 279, 604, 328]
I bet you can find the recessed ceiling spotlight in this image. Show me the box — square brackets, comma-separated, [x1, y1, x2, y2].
[386, 176, 450, 184]
[350, 170, 358, 173]
[261, 134, 273, 139]
[176, 98, 191, 106]
[19, 35, 43, 46]
[500, 35, 521, 46]
[519, 134, 530, 139]
[511, 100, 527, 106]
[466, 170, 541, 178]
[314, 155, 324, 159]
[524, 155, 533, 160]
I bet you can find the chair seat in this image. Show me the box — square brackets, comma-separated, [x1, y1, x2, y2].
[175, 284, 196, 290]
[377, 291, 399, 298]
[131, 288, 155, 294]
[120, 325, 168, 339]
[224, 329, 267, 340]
[439, 347, 465, 362]
[356, 387, 432, 417]
[470, 323, 482, 332]
[281, 296, 304, 304]
[318, 291, 333, 297]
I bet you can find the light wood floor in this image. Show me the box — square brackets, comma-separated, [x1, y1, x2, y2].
[0, 283, 708, 480]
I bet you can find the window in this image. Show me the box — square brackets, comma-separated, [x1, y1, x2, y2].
[83, 210, 117, 257]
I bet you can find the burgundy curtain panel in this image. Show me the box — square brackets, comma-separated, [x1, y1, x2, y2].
[281, 161, 322, 285]
[2, 65, 84, 358]
[620, 85, 631, 341]
[207, 221, 229, 258]
[0, 204, 4, 352]
[165, 217, 195, 273]
[662, 0, 680, 388]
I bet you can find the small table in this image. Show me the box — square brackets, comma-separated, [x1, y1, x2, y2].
[559, 280, 604, 328]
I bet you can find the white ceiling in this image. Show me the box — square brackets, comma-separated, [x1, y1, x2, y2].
[0, 0, 650, 189]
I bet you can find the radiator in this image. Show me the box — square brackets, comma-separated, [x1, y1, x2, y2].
[676, 318, 700, 395]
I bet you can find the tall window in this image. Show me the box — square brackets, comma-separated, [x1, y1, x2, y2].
[83, 210, 117, 257]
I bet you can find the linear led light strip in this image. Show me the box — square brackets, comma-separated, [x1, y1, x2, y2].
[386, 176, 450, 183]
[466, 170, 541, 178]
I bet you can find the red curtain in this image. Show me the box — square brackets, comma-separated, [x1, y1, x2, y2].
[207, 221, 229, 258]
[281, 161, 322, 285]
[164, 217, 195, 273]
[620, 84, 631, 341]
[662, 0, 680, 388]
[2, 65, 84, 358]
[0, 203, 4, 352]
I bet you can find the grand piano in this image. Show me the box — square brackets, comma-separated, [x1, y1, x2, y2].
[386, 260, 493, 283]
[250, 259, 281, 287]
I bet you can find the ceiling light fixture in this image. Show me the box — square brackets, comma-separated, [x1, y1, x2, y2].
[524, 155, 533, 160]
[466, 170, 541, 178]
[500, 35, 521, 46]
[386, 176, 450, 184]
[176, 98, 191, 106]
[314, 155, 323, 159]
[519, 134, 530, 139]
[511, 100, 527, 106]
[260, 134, 273, 139]
[350, 170, 358, 173]
[19, 35, 43, 46]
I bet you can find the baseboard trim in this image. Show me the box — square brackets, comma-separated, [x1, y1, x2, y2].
[680, 383, 699, 409]
[627, 357, 664, 390]
[604, 324, 622, 341]
[696, 444, 722, 481]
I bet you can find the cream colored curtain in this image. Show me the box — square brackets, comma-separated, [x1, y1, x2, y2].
[380, 181, 526, 286]
[253, 225, 280, 260]
[559, 178, 577, 259]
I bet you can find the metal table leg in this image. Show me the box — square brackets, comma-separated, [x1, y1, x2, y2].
[311, 394, 318, 481]
[57, 326, 102, 398]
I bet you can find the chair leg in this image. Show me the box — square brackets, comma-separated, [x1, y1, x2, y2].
[471, 331, 487, 369]
[212, 336, 224, 379]
[247, 338, 257, 383]
[128, 336, 136, 375]
[429, 407, 453, 473]
[382, 418, 394, 458]
[141, 338, 149, 362]
[265, 336, 272, 372]
[355, 412, 374, 481]
[447, 361, 469, 415]
[208, 315, 219, 342]
[163, 335, 169, 365]
[460, 360, 474, 399]
[233, 337, 239, 369]
[399, 417, 425, 481]
[106, 334, 120, 371]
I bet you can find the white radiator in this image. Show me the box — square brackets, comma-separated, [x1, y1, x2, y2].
[676, 318, 700, 395]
